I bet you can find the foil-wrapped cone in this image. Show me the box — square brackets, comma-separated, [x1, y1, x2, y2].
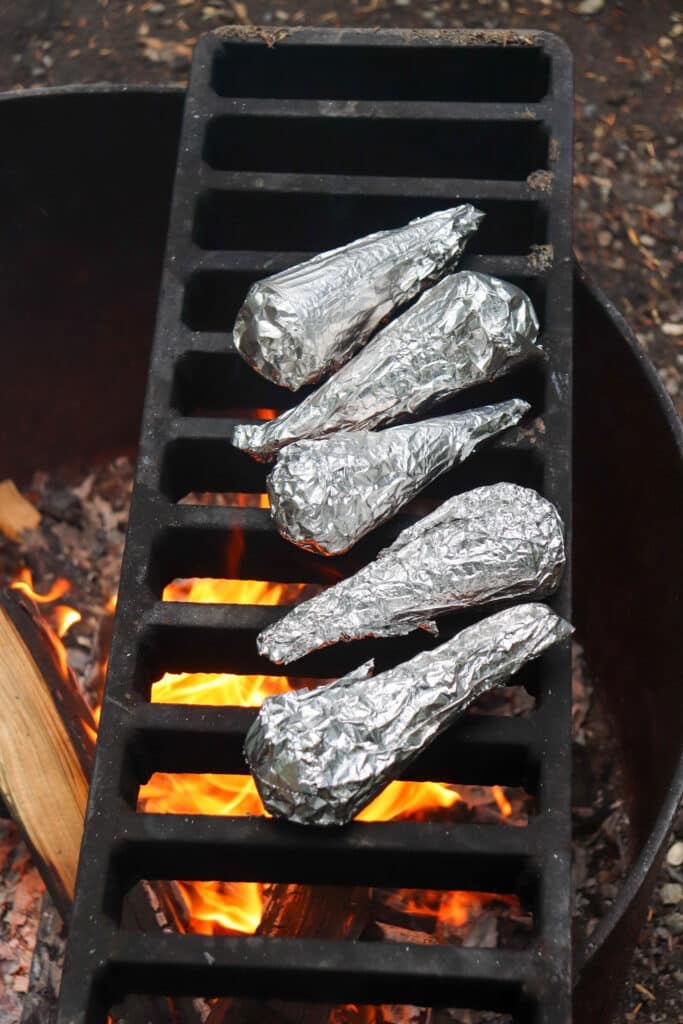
[258, 483, 565, 665]
[245, 602, 573, 826]
[268, 399, 530, 556]
[233, 205, 484, 391]
[233, 272, 541, 460]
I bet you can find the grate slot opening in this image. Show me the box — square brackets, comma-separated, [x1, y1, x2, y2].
[171, 351, 305, 416]
[182, 269, 256, 331]
[149, 523, 341, 593]
[210, 42, 551, 103]
[203, 117, 549, 181]
[160, 438, 543, 509]
[122, 877, 533, 950]
[161, 438, 268, 500]
[171, 352, 545, 418]
[136, 774, 532, 824]
[194, 191, 548, 254]
[182, 269, 547, 334]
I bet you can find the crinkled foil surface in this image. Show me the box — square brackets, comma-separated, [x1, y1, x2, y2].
[233, 205, 483, 391]
[258, 482, 565, 665]
[245, 603, 573, 826]
[233, 271, 541, 461]
[268, 399, 530, 556]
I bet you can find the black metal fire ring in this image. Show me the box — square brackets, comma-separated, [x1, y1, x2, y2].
[0, 66, 678, 1024]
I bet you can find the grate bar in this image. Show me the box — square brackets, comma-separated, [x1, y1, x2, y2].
[114, 815, 535, 891]
[199, 169, 553, 202]
[186, 248, 549, 280]
[130, 702, 540, 788]
[105, 933, 538, 1008]
[202, 97, 551, 122]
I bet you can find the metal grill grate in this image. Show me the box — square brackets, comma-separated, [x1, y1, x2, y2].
[58, 28, 573, 1024]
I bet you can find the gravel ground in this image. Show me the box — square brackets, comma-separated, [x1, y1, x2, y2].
[0, 0, 681, 414]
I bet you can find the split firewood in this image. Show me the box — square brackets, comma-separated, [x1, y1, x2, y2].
[0, 479, 41, 541]
[207, 884, 370, 1024]
[0, 590, 92, 919]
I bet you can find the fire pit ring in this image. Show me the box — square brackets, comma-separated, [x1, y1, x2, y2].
[0, 85, 680, 1024]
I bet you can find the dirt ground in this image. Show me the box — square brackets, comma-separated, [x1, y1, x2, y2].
[0, 2, 680, 1022]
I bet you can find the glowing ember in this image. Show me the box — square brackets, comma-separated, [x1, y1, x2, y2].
[381, 887, 520, 934]
[492, 784, 513, 818]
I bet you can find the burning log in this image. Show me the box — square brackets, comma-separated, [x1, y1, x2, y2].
[207, 884, 370, 1024]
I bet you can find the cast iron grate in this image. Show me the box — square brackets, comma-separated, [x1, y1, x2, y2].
[58, 28, 573, 1024]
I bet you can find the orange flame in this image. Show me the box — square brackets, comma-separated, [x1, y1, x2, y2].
[151, 671, 291, 707]
[162, 577, 309, 606]
[10, 567, 71, 603]
[53, 604, 82, 638]
[21, 555, 521, 943]
[492, 784, 513, 818]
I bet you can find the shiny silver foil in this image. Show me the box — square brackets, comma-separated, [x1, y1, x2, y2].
[267, 399, 530, 556]
[257, 482, 565, 665]
[245, 602, 573, 826]
[233, 272, 541, 460]
[233, 205, 484, 391]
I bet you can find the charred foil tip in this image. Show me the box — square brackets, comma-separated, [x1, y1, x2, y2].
[245, 603, 573, 827]
[257, 482, 566, 665]
[232, 271, 541, 461]
[267, 398, 531, 556]
[232, 205, 484, 392]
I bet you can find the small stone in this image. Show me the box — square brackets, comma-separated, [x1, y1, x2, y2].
[667, 841, 683, 867]
[149, 1, 165, 10]
[653, 198, 674, 218]
[577, 0, 605, 14]
[658, 35, 673, 48]
[640, 234, 655, 247]
[661, 882, 683, 905]
[665, 912, 683, 936]
[598, 230, 612, 247]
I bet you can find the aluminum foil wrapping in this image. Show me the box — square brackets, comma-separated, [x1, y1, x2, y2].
[233, 205, 484, 391]
[233, 272, 541, 460]
[267, 399, 530, 556]
[257, 482, 565, 665]
[245, 602, 573, 826]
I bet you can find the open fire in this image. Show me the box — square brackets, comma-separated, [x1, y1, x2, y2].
[10, 561, 525, 947]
